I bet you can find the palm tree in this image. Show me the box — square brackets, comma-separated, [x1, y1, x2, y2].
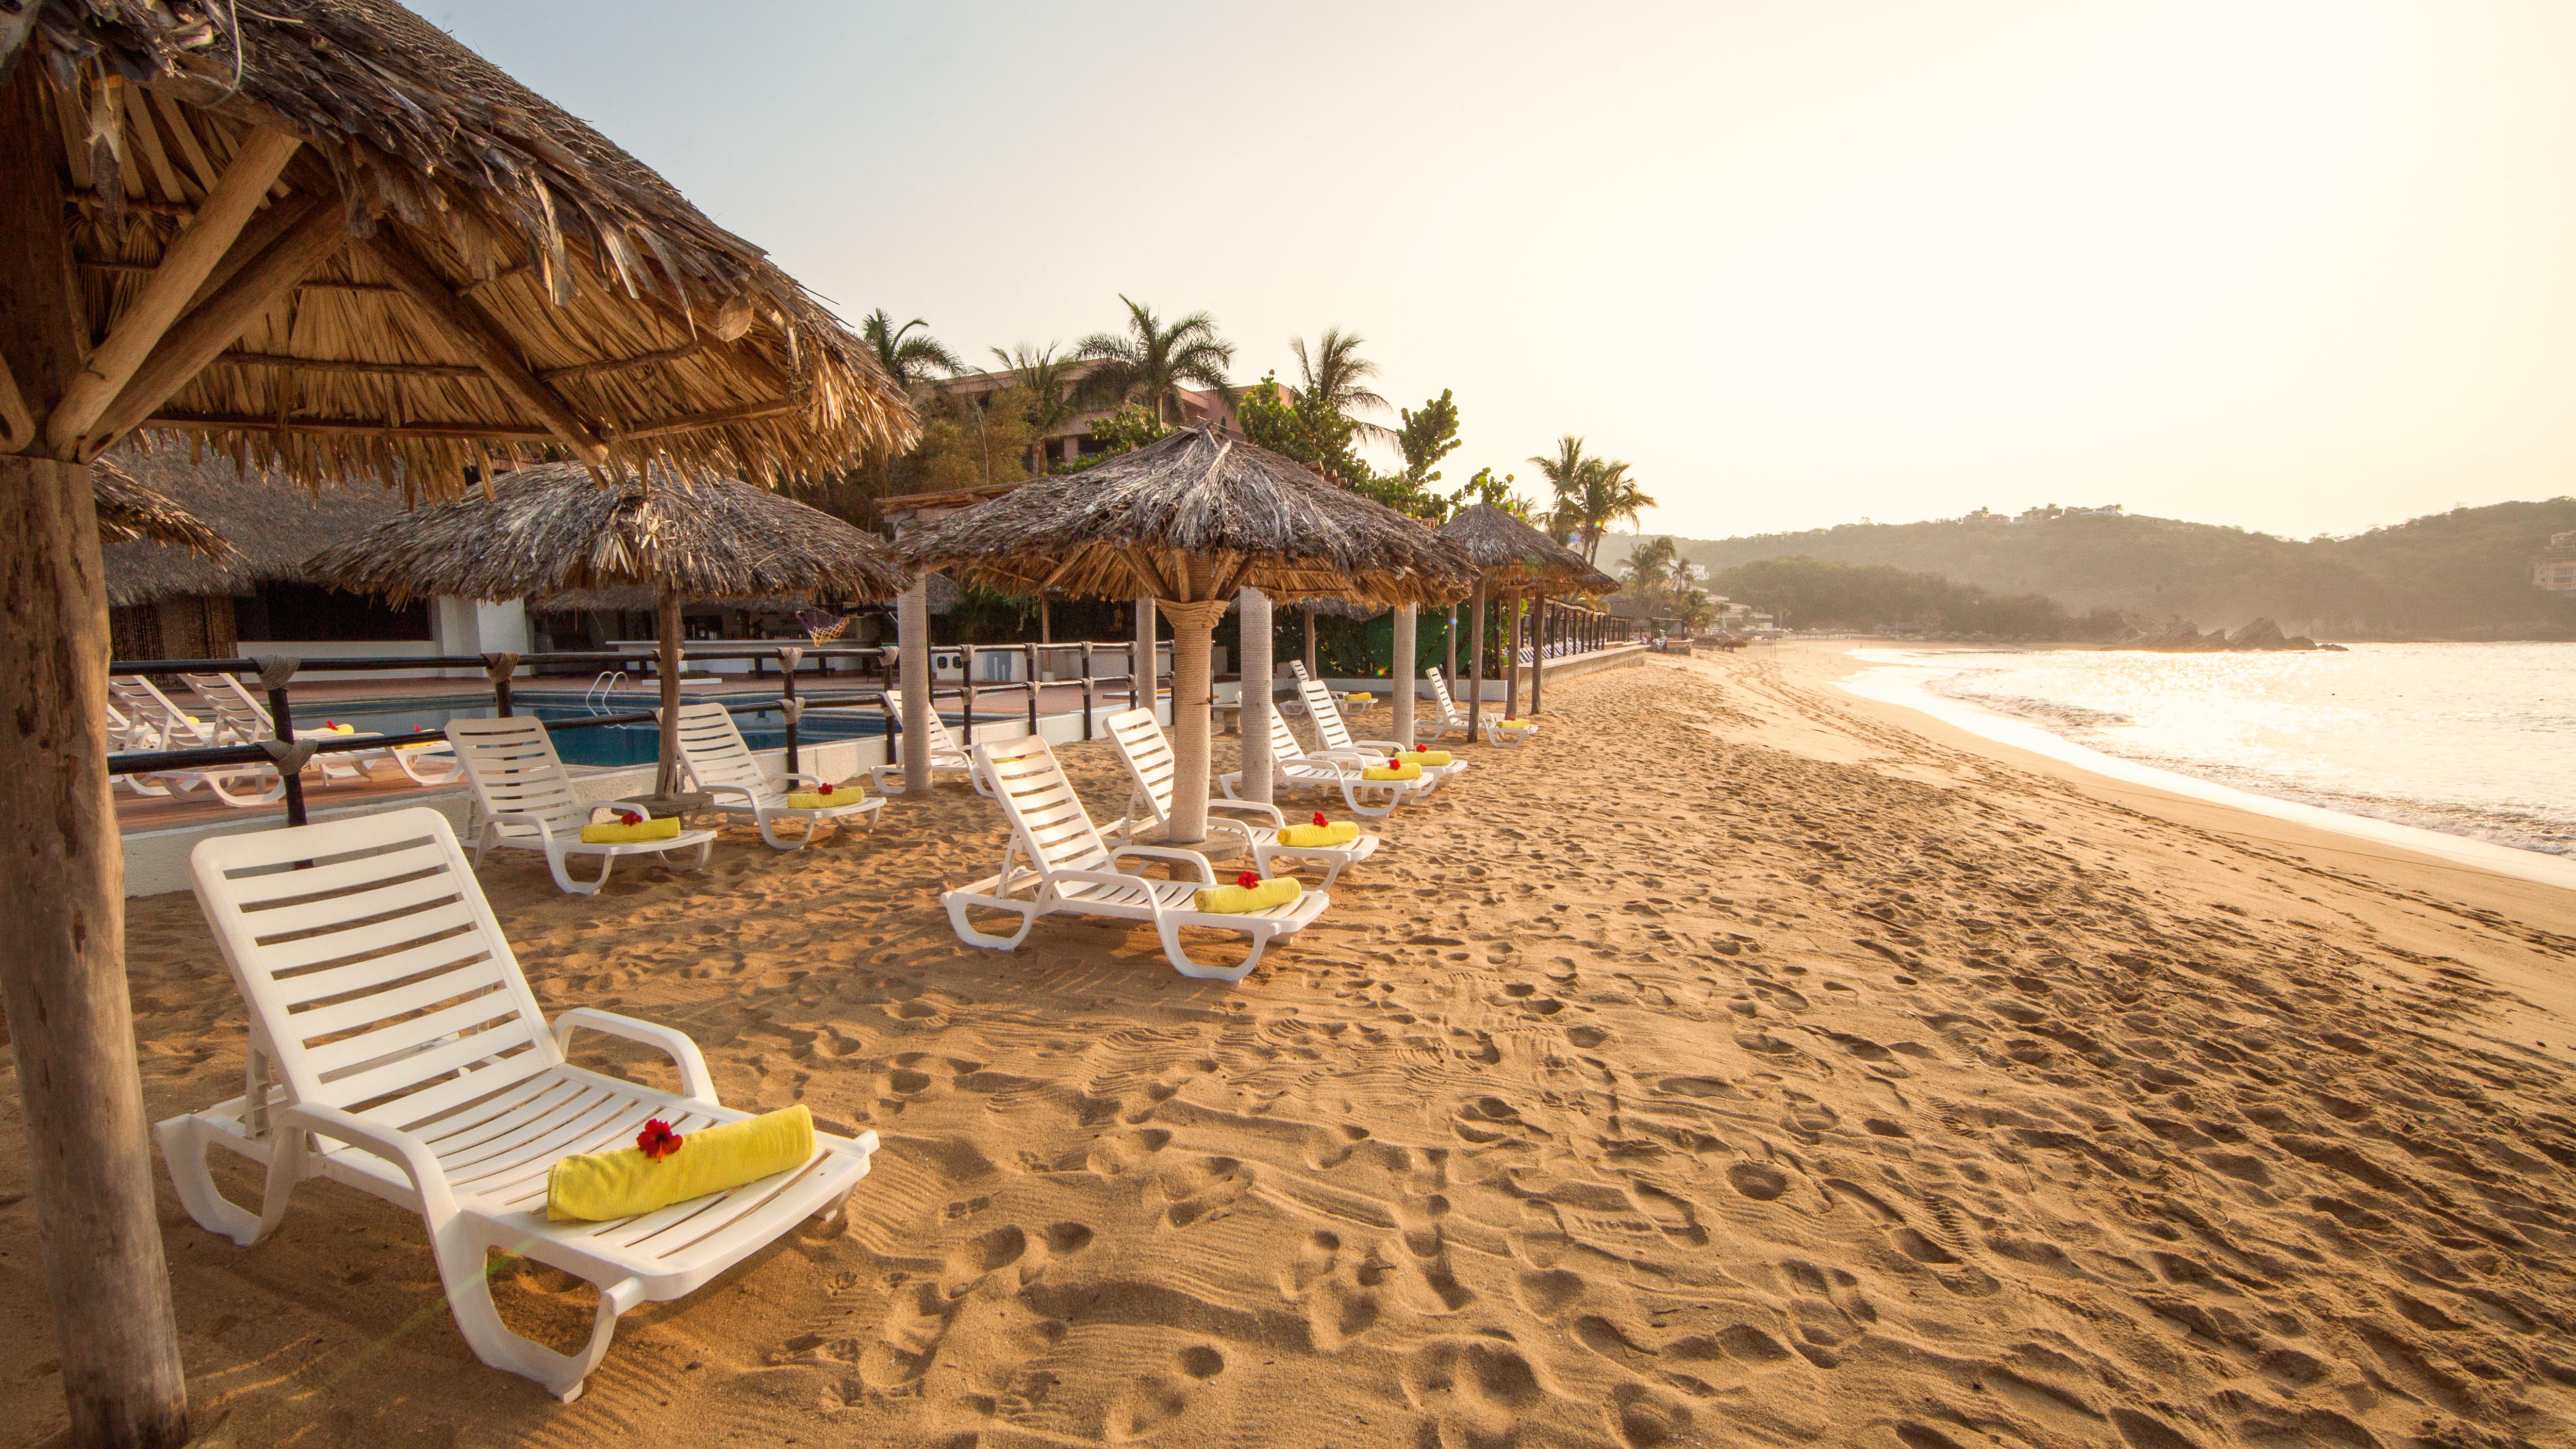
[1546, 454, 1656, 563]
[860, 309, 966, 393]
[1621, 535, 1683, 593]
[1288, 326, 1395, 446]
[1076, 296, 1236, 426]
[991, 343, 1080, 472]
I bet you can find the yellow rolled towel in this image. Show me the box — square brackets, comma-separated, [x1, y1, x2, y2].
[1192, 876, 1302, 914]
[1361, 762, 1423, 781]
[1406, 750, 1454, 766]
[785, 782, 863, 810]
[579, 816, 681, 844]
[1497, 718, 1536, 731]
[1277, 821, 1361, 848]
[546, 1104, 816, 1222]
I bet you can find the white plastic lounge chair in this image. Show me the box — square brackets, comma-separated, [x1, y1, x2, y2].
[1293, 675, 1469, 792]
[943, 733, 1330, 981]
[1219, 704, 1432, 819]
[178, 671, 464, 787]
[866, 689, 987, 795]
[670, 700, 881, 850]
[1102, 707, 1379, 888]
[158, 807, 879, 1403]
[108, 675, 284, 804]
[446, 715, 715, 895]
[1413, 666, 1477, 744]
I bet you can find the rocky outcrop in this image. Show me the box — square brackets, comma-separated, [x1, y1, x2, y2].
[2121, 617, 2322, 652]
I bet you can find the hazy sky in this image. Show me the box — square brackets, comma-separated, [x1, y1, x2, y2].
[430, 0, 2576, 542]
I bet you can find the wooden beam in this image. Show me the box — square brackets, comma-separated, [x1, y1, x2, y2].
[213, 352, 486, 380]
[145, 411, 554, 442]
[540, 340, 706, 384]
[45, 127, 300, 453]
[358, 231, 608, 466]
[77, 197, 350, 459]
[0, 62, 193, 1448]
[616, 398, 796, 441]
[181, 190, 320, 313]
[0, 352, 30, 453]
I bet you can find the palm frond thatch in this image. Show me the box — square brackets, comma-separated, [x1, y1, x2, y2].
[899, 425, 1473, 608]
[91, 453, 233, 560]
[1437, 504, 1618, 596]
[304, 462, 911, 607]
[30, 0, 913, 493]
[97, 443, 402, 606]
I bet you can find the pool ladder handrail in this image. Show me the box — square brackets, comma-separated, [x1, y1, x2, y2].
[582, 670, 627, 715]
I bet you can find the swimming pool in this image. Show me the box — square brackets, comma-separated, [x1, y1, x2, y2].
[308, 693, 999, 770]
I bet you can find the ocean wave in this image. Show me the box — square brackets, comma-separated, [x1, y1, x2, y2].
[1928, 682, 2135, 731]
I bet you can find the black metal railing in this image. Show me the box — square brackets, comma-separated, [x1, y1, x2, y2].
[107, 639, 1169, 827]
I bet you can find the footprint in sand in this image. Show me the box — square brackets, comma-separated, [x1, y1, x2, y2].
[1400, 1338, 1548, 1449]
[1727, 1161, 1789, 1200]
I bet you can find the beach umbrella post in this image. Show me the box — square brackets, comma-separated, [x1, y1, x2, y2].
[1239, 588, 1275, 805]
[1468, 582, 1488, 736]
[1392, 603, 1418, 745]
[899, 576, 933, 793]
[1436, 506, 1617, 731]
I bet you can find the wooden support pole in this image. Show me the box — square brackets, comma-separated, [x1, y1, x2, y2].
[1466, 582, 1487, 740]
[46, 127, 300, 452]
[1391, 602, 1417, 748]
[359, 231, 609, 466]
[1238, 588, 1273, 806]
[0, 65, 190, 1446]
[82, 196, 349, 455]
[899, 577, 932, 793]
[1529, 594, 1547, 714]
[655, 581, 683, 797]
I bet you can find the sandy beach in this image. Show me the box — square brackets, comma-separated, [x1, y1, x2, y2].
[5, 643, 2571, 1449]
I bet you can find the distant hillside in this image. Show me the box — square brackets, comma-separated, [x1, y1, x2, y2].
[1602, 499, 2576, 640]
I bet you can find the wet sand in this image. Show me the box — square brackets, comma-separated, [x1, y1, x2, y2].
[5, 646, 2572, 1448]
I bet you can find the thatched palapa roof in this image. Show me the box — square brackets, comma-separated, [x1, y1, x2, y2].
[26, 0, 910, 493]
[900, 426, 1474, 608]
[97, 444, 398, 606]
[1437, 504, 1618, 596]
[305, 462, 911, 607]
[91, 454, 232, 560]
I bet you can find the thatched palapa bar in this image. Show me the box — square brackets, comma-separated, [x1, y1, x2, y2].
[0, 4, 909, 1442]
[1437, 503, 1616, 726]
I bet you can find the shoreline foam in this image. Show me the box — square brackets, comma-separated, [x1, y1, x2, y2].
[1839, 646, 2576, 893]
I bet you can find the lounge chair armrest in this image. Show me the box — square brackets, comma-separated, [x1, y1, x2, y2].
[551, 1007, 719, 1102]
[485, 809, 559, 846]
[1285, 752, 1361, 775]
[278, 1102, 458, 1222]
[1206, 799, 1288, 826]
[1107, 844, 1221, 883]
[696, 782, 763, 808]
[1353, 738, 1406, 755]
[778, 773, 826, 789]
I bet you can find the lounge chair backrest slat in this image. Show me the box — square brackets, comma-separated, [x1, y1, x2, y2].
[1300, 679, 1360, 754]
[185, 807, 561, 1116]
[1426, 667, 1460, 720]
[111, 675, 208, 744]
[673, 701, 772, 800]
[883, 691, 961, 754]
[1105, 708, 1177, 824]
[1269, 706, 1307, 764]
[179, 672, 273, 743]
[975, 733, 1113, 875]
[447, 716, 585, 832]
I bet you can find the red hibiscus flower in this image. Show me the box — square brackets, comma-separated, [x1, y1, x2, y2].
[636, 1119, 683, 1160]
[1311, 811, 1327, 827]
[1236, 871, 1260, 890]
[618, 810, 642, 826]
[817, 782, 834, 795]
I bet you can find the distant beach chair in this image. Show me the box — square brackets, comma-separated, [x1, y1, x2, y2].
[1413, 667, 1478, 744]
[669, 700, 880, 850]
[944, 732, 1330, 981]
[158, 807, 879, 1403]
[1291, 671, 1468, 793]
[109, 674, 286, 805]
[1220, 705, 1432, 819]
[866, 688, 986, 795]
[1103, 707, 1379, 888]
[446, 715, 716, 895]
[178, 670, 462, 789]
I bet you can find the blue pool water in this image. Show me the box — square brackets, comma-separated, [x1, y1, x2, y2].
[309, 692, 997, 770]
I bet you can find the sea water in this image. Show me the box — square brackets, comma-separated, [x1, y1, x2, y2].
[1863, 642, 2576, 857]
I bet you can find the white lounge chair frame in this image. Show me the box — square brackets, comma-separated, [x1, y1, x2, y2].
[867, 689, 988, 795]
[671, 700, 881, 850]
[944, 733, 1329, 981]
[1414, 666, 1477, 744]
[1293, 673, 1468, 792]
[1219, 705, 1431, 819]
[180, 670, 463, 787]
[159, 807, 878, 1402]
[447, 715, 715, 895]
[108, 674, 283, 804]
[1102, 707, 1379, 888]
